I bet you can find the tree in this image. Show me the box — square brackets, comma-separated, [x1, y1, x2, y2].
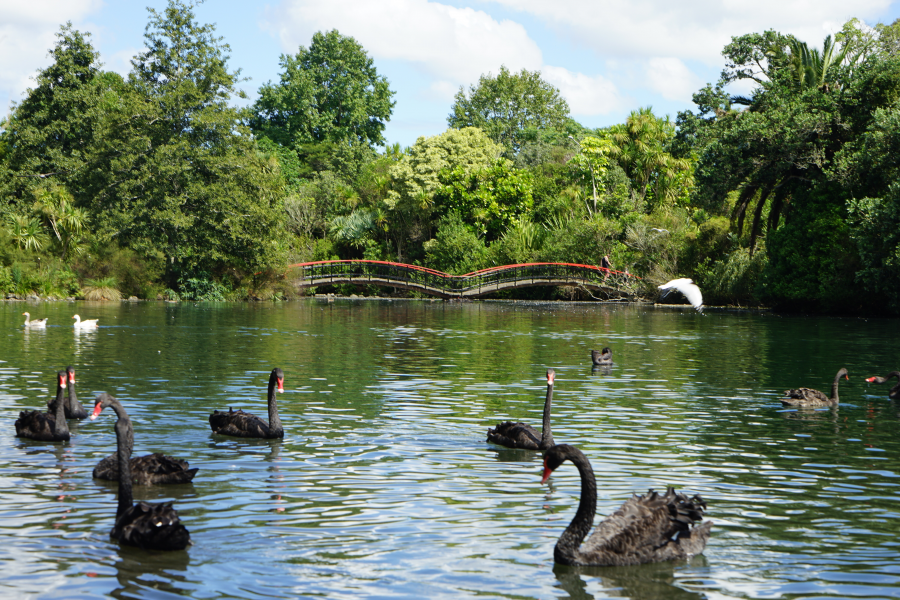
[569, 135, 614, 213]
[608, 108, 692, 212]
[434, 158, 534, 240]
[251, 30, 395, 148]
[448, 66, 570, 156]
[85, 0, 286, 284]
[0, 24, 102, 207]
[383, 127, 501, 259]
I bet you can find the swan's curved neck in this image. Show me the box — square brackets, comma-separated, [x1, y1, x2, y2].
[831, 372, 843, 403]
[540, 382, 555, 450]
[110, 400, 134, 518]
[554, 451, 597, 565]
[267, 377, 283, 435]
[52, 383, 69, 436]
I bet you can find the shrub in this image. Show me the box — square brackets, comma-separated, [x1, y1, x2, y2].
[82, 276, 122, 301]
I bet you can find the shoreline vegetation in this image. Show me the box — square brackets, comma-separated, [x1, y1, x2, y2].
[3, 1, 900, 314]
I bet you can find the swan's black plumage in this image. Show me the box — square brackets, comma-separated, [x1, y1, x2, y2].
[15, 372, 70, 442]
[487, 369, 555, 451]
[542, 444, 711, 566]
[866, 371, 900, 400]
[91, 393, 190, 550]
[210, 368, 285, 438]
[591, 348, 613, 366]
[64, 366, 88, 420]
[782, 368, 848, 407]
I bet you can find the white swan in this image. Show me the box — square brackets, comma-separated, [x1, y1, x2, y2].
[658, 278, 704, 313]
[22, 312, 48, 328]
[72, 314, 99, 329]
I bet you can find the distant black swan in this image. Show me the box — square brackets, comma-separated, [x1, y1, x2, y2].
[487, 369, 555, 451]
[591, 348, 612, 366]
[209, 368, 285, 438]
[90, 393, 190, 550]
[865, 371, 900, 400]
[15, 371, 70, 442]
[781, 368, 848, 407]
[541, 444, 711, 566]
[64, 366, 88, 420]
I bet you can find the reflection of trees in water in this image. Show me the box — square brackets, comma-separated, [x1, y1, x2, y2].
[553, 557, 707, 600]
[111, 544, 191, 600]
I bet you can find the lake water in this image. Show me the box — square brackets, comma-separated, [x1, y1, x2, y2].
[1, 299, 899, 599]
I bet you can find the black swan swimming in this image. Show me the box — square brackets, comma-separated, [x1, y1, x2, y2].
[487, 369, 555, 450]
[90, 393, 191, 550]
[64, 366, 88, 420]
[591, 348, 613, 366]
[541, 444, 711, 566]
[781, 368, 848, 407]
[15, 371, 70, 442]
[209, 368, 284, 438]
[865, 371, 900, 400]
[92, 385, 198, 483]
[22, 312, 48, 328]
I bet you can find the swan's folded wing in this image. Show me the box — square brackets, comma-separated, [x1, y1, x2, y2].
[783, 387, 828, 402]
[487, 421, 541, 449]
[582, 488, 707, 560]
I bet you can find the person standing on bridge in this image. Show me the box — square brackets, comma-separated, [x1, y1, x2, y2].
[601, 255, 612, 279]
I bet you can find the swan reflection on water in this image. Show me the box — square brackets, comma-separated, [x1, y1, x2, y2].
[553, 557, 708, 600]
[591, 364, 613, 377]
[111, 543, 190, 600]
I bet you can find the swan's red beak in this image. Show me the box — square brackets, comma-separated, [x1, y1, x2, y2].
[68, 372, 75, 383]
[547, 372, 555, 385]
[90, 403, 103, 420]
[541, 459, 553, 484]
[58, 375, 66, 389]
[866, 376, 876, 383]
[845, 374, 850, 381]
[277, 377, 284, 393]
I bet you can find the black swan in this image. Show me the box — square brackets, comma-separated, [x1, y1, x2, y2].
[541, 444, 711, 566]
[591, 348, 613, 366]
[487, 369, 555, 450]
[90, 393, 191, 550]
[865, 371, 900, 400]
[64, 366, 88, 420]
[781, 368, 848, 407]
[15, 371, 70, 442]
[209, 368, 284, 438]
[22, 312, 48, 328]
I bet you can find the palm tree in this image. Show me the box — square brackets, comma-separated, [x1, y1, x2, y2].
[608, 108, 692, 211]
[787, 34, 849, 91]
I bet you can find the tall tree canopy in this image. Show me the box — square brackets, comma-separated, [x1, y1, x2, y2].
[85, 0, 285, 282]
[448, 66, 570, 156]
[251, 30, 395, 148]
[1, 24, 102, 208]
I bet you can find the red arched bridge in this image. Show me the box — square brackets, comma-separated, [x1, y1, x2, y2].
[289, 260, 641, 299]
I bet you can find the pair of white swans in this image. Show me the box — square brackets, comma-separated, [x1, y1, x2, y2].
[22, 313, 99, 328]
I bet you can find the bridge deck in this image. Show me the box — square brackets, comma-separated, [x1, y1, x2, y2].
[290, 261, 639, 299]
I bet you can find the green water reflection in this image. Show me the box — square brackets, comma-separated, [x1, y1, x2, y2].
[0, 300, 899, 599]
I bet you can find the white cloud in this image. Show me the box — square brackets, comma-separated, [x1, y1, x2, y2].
[484, 0, 893, 64]
[541, 66, 621, 115]
[264, 0, 543, 86]
[644, 57, 701, 101]
[0, 1, 102, 111]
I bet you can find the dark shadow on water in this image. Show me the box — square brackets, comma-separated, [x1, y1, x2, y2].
[488, 445, 543, 463]
[591, 365, 613, 377]
[111, 544, 191, 600]
[553, 556, 708, 600]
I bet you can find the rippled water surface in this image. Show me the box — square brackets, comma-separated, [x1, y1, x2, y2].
[2, 300, 900, 599]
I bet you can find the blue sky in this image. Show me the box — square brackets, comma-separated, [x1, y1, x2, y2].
[3, 0, 900, 148]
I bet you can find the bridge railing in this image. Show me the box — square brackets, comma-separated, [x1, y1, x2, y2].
[289, 260, 640, 297]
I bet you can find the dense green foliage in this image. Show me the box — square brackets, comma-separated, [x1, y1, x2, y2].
[4, 7, 900, 312]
